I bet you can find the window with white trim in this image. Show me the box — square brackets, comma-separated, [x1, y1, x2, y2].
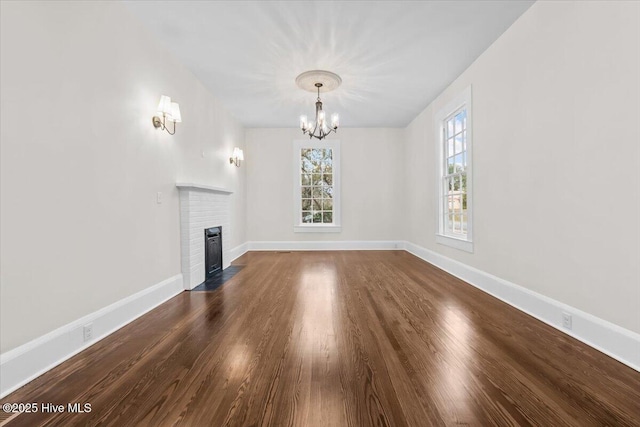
[293, 140, 341, 233]
[435, 87, 473, 252]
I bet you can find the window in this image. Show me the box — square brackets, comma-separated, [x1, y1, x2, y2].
[293, 140, 341, 232]
[435, 87, 473, 252]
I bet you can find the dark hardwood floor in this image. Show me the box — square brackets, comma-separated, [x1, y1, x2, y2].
[2, 251, 639, 426]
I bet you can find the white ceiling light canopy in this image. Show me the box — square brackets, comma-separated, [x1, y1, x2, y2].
[295, 70, 343, 93]
[297, 70, 341, 140]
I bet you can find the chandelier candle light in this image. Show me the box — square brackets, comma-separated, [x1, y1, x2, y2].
[296, 70, 341, 140]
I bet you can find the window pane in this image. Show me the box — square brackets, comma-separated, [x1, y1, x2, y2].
[313, 212, 322, 223]
[323, 149, 332, 164]
[447, 195, 455, 211]
[455, 110, 465, 134]
[447, 138, 454, 157]
[447, 156, 455, 172]
[302, 212, 312, 223]
[302, 199, 312, 210]
[454, 112, 463, 134]
[452, 193, 461, 212]
[446, 177, 454, 194]
[312, 173, 322, 185]
[454, 154, 464, 170]
[310, 149, 322, 163]
[312, 187, 322, 198]
[301, 158, 313, 173]
[301, 186, 311, 198]
[312, 199, 322, 210]
[301, 173, 311, 185]
[323, 212, 333, 223]
[322, 199, 333, 210]
[455, 133, 463, 154]
[323, 174, 333, 185]
[323, 186, 334, 198]
[447, 119, 454, 137]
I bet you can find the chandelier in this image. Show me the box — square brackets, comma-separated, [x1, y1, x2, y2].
[296, 70, 341, 140]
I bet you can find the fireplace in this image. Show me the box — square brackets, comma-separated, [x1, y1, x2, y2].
[176, 183, 233, 290]
[205, 227, 223, 280]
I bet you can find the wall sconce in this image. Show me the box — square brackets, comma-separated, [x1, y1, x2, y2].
[229, 147, 244, 167]
[152, 95, 181, 135]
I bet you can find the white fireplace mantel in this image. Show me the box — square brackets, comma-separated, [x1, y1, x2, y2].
[176, 182, 233, 194]
[176, 182, 233, 290]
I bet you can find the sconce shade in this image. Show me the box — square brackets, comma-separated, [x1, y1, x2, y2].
[230, 147, 244, 166]
[153, 95, 180, 135]
[157, 95, 172, 115]
[169, 102, 182, 123]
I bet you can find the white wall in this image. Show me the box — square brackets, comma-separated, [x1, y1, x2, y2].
[404, 1, 640, 334]
[0, 1, 245, 353]
[245, 128, 404, 243]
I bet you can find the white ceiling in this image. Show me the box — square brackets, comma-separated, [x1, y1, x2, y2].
[124, 1, 534, 128]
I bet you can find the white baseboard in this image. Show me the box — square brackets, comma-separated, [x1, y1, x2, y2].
[248, 240, 402, 251]
[402, 241, 640, 372]
[0, 274, 184, 398]
[228, 242, 250, 263]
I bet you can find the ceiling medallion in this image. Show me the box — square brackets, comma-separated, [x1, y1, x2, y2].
[296, 70, 341, 140]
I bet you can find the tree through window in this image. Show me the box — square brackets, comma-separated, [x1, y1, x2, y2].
[293, 140, 341, 232]
[300, 148, 334, 223]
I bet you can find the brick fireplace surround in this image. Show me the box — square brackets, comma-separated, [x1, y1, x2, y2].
[176, 183, 233, 290]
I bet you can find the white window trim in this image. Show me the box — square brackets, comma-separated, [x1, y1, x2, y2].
[293, 139, 341, 233]
[434, 86, 473, 253]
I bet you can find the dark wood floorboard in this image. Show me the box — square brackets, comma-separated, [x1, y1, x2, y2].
[2, 251, 639, 426]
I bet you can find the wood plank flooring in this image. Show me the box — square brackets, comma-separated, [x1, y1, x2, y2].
[2, 251, 639, 426]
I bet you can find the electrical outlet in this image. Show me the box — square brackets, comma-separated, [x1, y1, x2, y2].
[156, 192, 163, 204]
[83, 323, 93, 342]
[562, 312, 572, 330]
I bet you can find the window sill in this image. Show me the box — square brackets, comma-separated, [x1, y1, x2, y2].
[435, 234, 474, 253]
[294, 225, 342, 233]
